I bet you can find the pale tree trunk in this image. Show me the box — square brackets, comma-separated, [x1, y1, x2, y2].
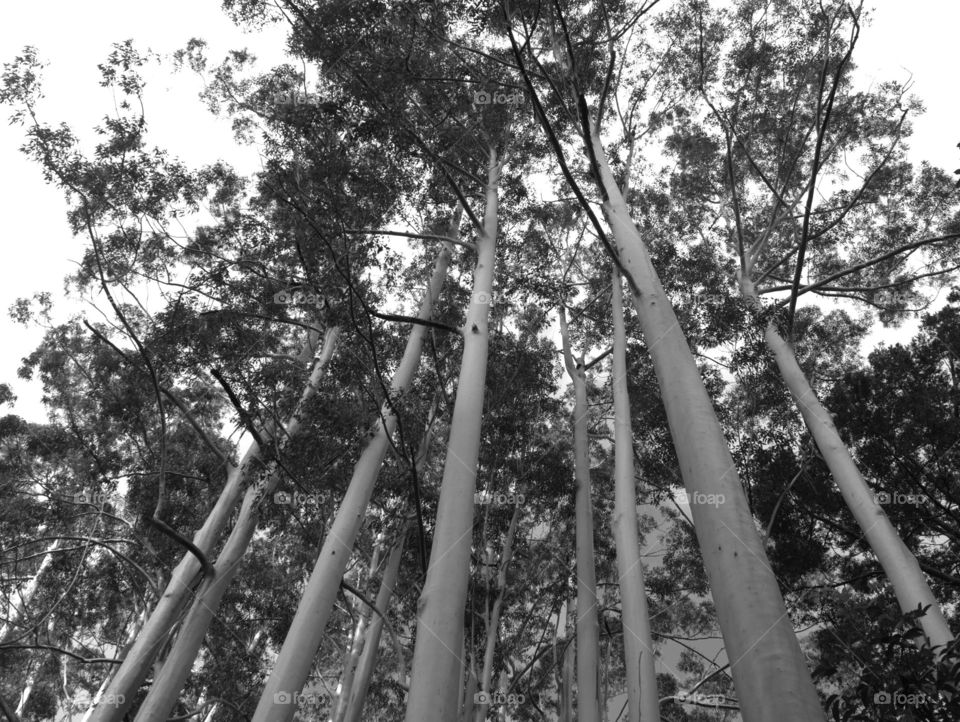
[15, 661, 37, 716]
[402, 150, 502, 722]
[341, 525, 408, 722]
[601, 624, 609, 722]
[249, 229, 457, 722]
[331, 542, 383, 722]
[92, 324, 336, 722]
[473, 505, 521, 722]
[496, 669, 508, 722]
[588, 126, 824, 721]
[1, 538, 60, 640]
[129, 324, 342, 722]
[17, 615, 56, 715]
[343, 394, 441, 722]
[558, 308, 601, 722]
[460, 653, 478, 722]
[610, 267, 660, 722]
[83, 604, 149, 721]
[557, 601, 573, 722]
[739, 276, 954, 650]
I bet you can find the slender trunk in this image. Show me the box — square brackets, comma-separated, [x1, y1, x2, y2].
[601, 620, 609, 722]
[15, 663, 37, 716]
[473, 505, 521, 722]
[402, 150, 502, 722]
[610, 267, 660, 722]
[496, 669, 508, 722]
[332, 539, 384, 722]
[460, 654, 478, 722]
[1, 538, 60, 640]
[83, 604, 148, 721]
[341, 526, 408, 722]
[129, 326, 341, 722]
[557, 601, 573, 722]
[588, 127, 824, 721]
[92, 325, 335, 722]
[250, 233, 456, 722]
[740, 276, 953, 649]
[17, 615, 57, 715]
[558, 308, 601, 722]
[344, 396, 441, 722]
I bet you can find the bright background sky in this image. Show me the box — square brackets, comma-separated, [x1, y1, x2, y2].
[0, 0, 958, 424]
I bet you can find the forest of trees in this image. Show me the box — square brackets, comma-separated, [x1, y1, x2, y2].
[2, 0, 960, 719]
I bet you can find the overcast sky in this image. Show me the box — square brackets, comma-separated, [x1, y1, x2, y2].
[1, 0, 957, 423]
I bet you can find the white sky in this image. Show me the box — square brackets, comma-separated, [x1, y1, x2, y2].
[0, 0, 958, 423]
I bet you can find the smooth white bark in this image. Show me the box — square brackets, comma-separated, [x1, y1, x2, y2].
[341, 526, 407, 722]
[740, 276, 953, 650]
[129, 327, 341, 722]
[403, 151, 501, 722]
[610, 268, 659, 722]
[331, 543, 381, 722]
[557, 600, 574, 722]
[0, 538, 60, 641]
[588, 126, 824, 721]
[460, 654, 478, 722]
[91, 326, 335, 722]
[559, 308, 602, 722]
[250, 235, 455, 722]
[473, 505, 521, 722]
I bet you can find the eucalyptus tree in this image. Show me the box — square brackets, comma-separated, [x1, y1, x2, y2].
[500, 1, 825, 717]
[655, 0, 959, 651]
[1, 35, 436, 719]
[558, 306, 603, 722]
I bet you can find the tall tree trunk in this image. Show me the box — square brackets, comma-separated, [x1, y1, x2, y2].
[610, 267, 660, 722]
[559, 308, 601, 722]
[496, 669, 509, 722]
[83, 604, 149, 721]
[249, 230, 457, 722]
[402, 150, 502, 722]
[460, 653, 478, 722]
[131, 325, 342, 722]
[330, 541, 383, 722]
[740, 275, 954, 650]
[91, 325, 336, 722]
[473, 505, 521, 722]
[344, 392, 442, 722]
[587, 126, 825, 721]
[557, 600, 574, 722]
[341, 525, 408, 722]
[0, 538, 60, 640]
